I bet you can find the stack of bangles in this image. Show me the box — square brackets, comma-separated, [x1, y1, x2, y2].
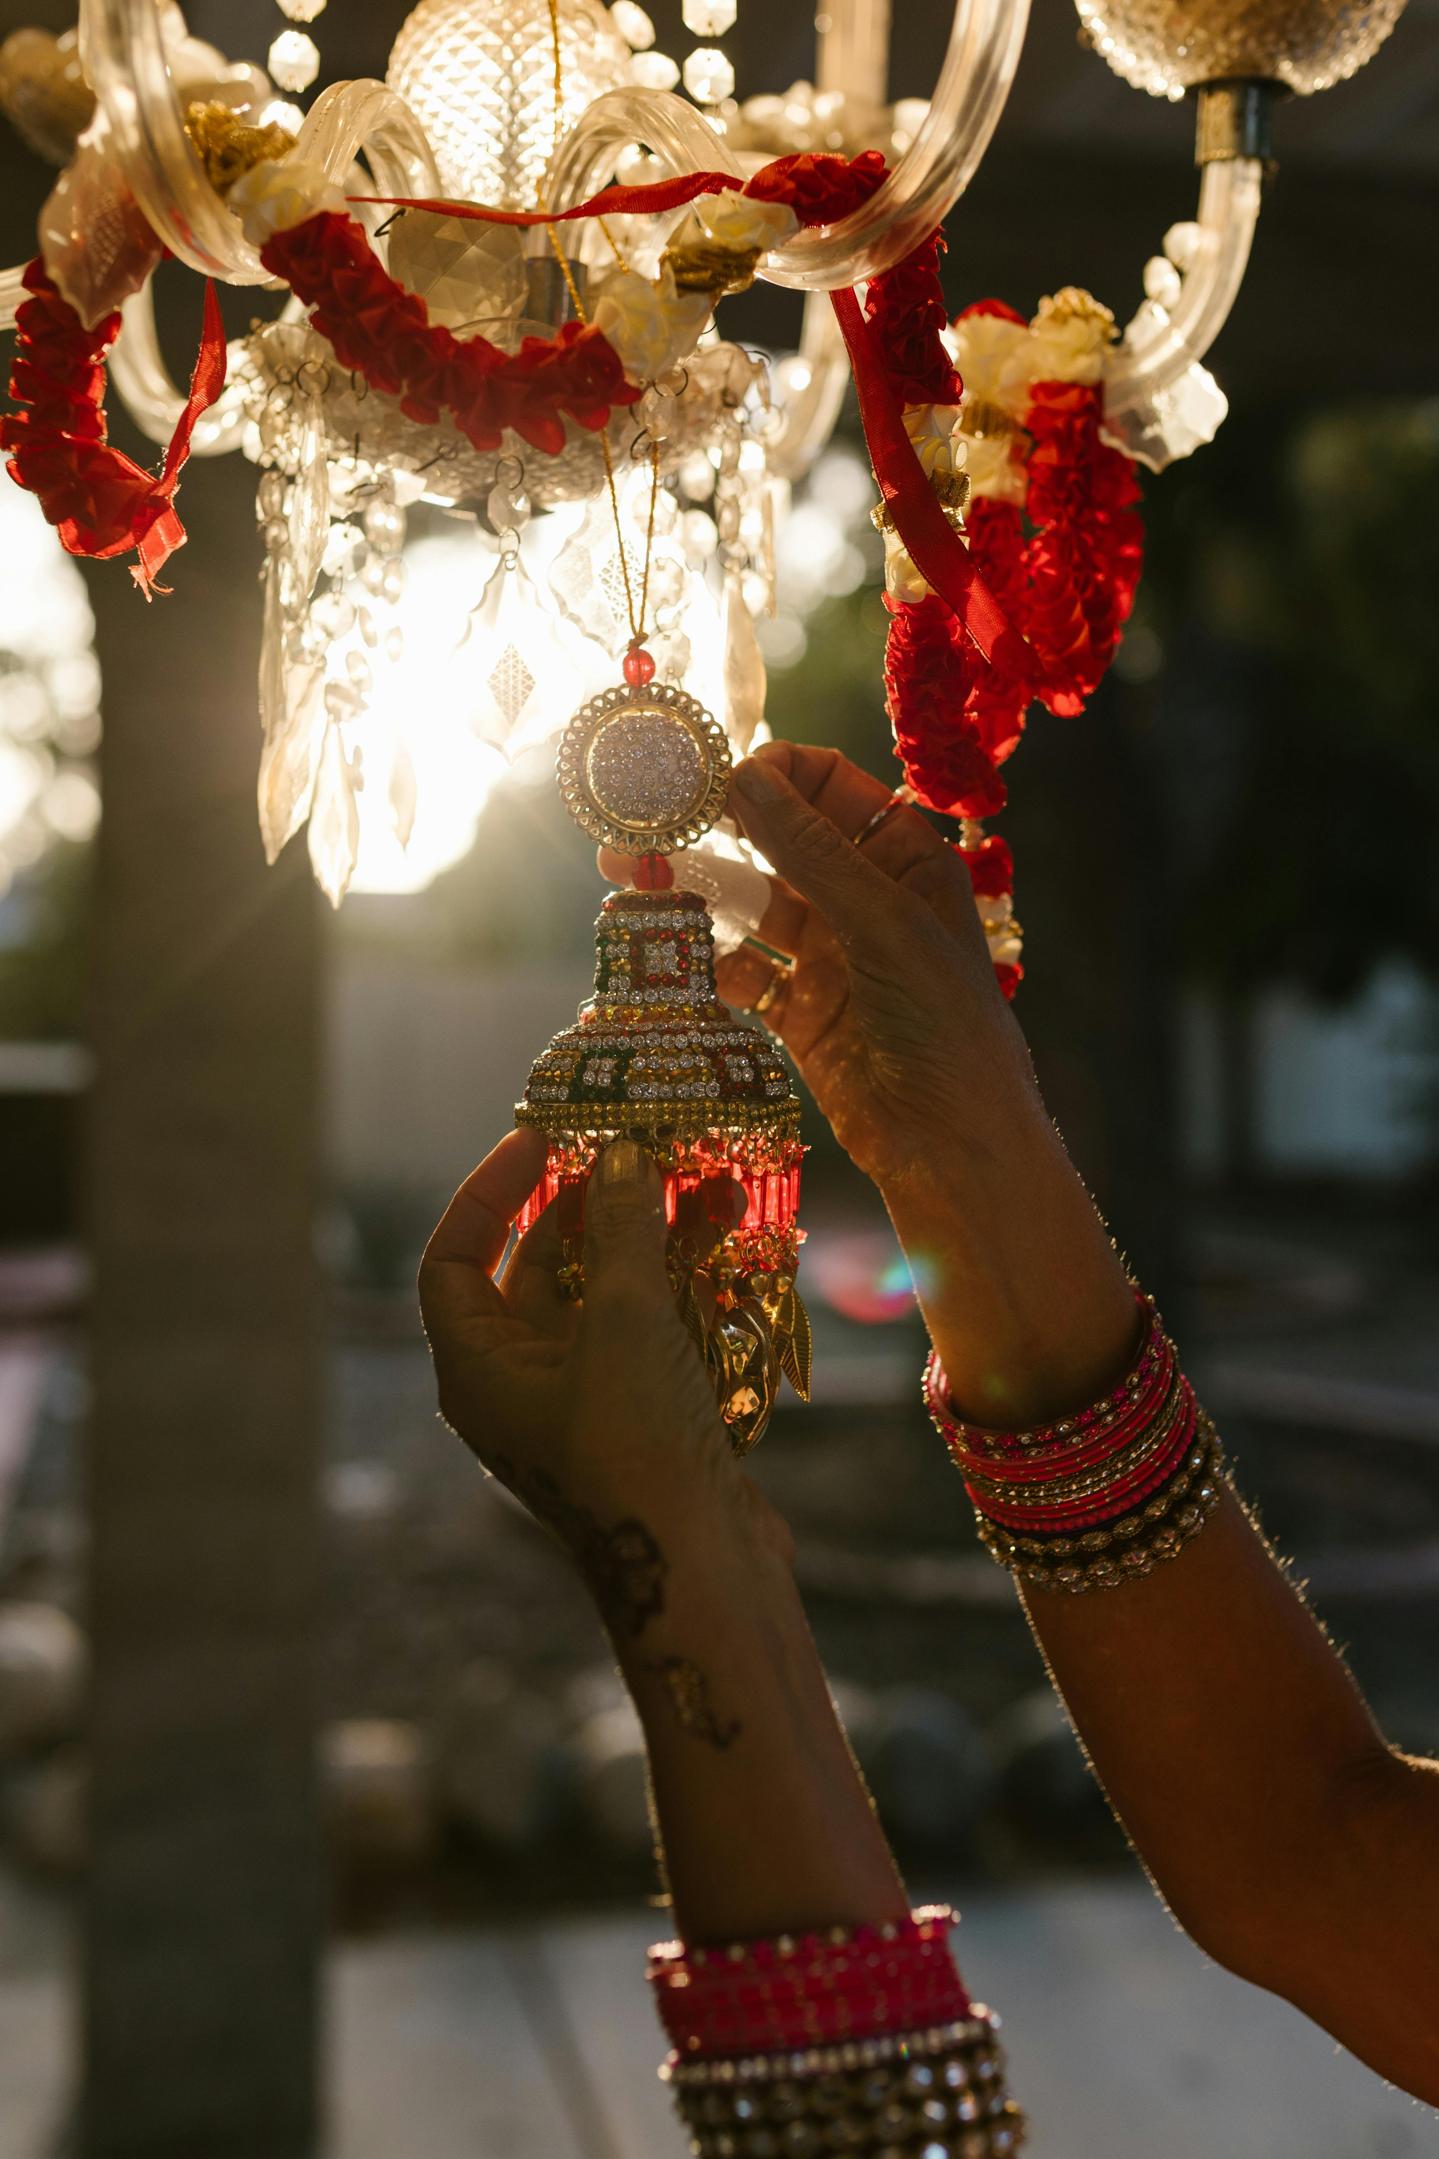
[649, 1907, 1026, 2156]
[925, 1290, 1228, 1594]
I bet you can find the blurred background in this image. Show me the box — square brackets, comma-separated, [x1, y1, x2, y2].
[0, 2, 1437, 2155]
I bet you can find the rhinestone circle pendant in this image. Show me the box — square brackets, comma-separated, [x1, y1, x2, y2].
[557, 678, 731, 855]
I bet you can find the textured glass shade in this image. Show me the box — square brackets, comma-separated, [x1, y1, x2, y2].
[386, 0, 630, 205]
[1076, 0, 1407, 96]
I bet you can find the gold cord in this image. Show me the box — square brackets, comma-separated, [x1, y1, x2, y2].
[543, 0, 657, 651]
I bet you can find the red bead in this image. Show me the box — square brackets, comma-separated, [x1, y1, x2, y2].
[623, 645, 657, 687]
[635, 852, 674, 890]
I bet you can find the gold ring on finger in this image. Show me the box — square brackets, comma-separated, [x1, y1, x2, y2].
[851, 787, 914, 849]
[751, 956, 794, 1017]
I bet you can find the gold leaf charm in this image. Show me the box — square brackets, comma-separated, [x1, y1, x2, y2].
[774, 1283, 813, 1403]
[677, 1272, 708, 1362]
[705, 1298, 780, 1459]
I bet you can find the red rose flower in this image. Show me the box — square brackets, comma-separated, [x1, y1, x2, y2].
[745, 149, 887, 227]
[956, 832, 1013, 899]
[956, 298, 1027, 326]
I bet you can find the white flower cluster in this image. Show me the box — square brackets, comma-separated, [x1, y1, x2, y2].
[591, 192, 797, 385]
[945, 288, 1118, 506]
[590, 264, 710, 383]
[881, 287, 1119, 601]
[228, 155, 346, 245]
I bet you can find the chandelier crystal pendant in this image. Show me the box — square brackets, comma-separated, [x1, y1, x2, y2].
[0, 0, 1415, 1451]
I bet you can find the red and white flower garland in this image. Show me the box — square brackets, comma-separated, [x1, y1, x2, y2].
[1, 259, 226, 594]
[1, 139, 1146, 993]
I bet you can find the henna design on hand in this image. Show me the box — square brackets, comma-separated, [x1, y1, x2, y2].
[644, 1656, 743, 1750]
[489, 1453, 668, 1637]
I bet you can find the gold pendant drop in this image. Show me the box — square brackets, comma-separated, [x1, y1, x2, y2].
[556, 646, 731, 858]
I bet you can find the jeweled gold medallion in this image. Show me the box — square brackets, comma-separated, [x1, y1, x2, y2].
[557, 667, 731, 856]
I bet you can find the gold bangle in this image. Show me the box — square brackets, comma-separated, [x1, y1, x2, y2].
[978, 1425, 1227, 1594]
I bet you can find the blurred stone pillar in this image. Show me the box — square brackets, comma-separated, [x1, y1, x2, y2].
[82, 452, 324, 2158]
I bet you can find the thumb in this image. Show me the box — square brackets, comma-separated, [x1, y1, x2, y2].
[581, 1138, 671, 1325]
[731, 747, 913, 961]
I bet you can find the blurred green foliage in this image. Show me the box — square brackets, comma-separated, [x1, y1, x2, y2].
[1140, 397, 1439, 1000]
[765, 583, 893, 779]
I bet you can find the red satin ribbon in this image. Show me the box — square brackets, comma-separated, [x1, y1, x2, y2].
[348, 169, 743, 227]
[43, 276, 227, 595]
[125, 276, 228, 593]
[830, 286, 1034, 680]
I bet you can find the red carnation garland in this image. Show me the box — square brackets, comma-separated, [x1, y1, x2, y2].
[259, 209, 642, 456]
[0, 259, 226, 594]
[878, 293, 1146, 998]
[735, 155, 1042, 998]
[1023, 378, 1144, 715]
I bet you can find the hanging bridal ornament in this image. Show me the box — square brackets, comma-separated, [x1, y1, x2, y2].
[520, 641, 807, 1452]
[0, 0, 1415, 1443]
[518, 391, 806, 1453]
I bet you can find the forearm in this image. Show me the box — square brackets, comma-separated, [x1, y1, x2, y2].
[612, 1511, 1026, 2155]
[882, 1053, 1139, 1429]
[603, 1505, 907, 1944]
[1024, 1492, 1439, 2100]
[882, 1104, 1439, 2100]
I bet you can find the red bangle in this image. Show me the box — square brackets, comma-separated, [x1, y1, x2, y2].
[931, 1290, 1162, 1463]
[926, 1292, 1209, 1538]
[965, 1387, 1199, 1532]
[647, 1907, 973, 2058]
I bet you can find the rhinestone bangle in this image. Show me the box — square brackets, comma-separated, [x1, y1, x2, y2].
[665, 2008, 1026, 2158]
[925, 1289, 1228, 1588]
[977, 1425, 1228, 1594]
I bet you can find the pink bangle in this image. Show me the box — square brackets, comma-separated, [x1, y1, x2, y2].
[926, 1292, 1227, 1588]
[930, 1290, 1162, 1464]
[647, 1907, 973, 2058]
[965, 1385, 1199, 1533]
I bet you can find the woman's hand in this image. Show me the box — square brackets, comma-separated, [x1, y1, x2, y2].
[724, 742, 1038, 1193]
[420, 1126, 908, 1943]
[709, 740, 1137, 1424]
[418, 1128, 788, 1603]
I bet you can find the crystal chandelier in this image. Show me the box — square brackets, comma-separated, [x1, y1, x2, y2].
[0, 0, 1410, 1443]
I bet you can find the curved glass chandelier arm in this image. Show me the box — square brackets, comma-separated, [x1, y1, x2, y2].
[79, 0, 272, 282]
[108, 281, 251, 453]
[769, 296, 852, 483]
[78, 1, 444, 283]
[295, 79, 442, 203]
[545, 85, 743, 209]
[815, 0, 892, 99]
[547, 0, 1028, 291]
[1107, 157, 1264, 402]
[765, 0, 1029, 289]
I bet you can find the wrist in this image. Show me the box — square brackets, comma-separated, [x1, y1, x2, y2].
[559, 1465, 797, 1663]
[878, 1108, 1138, 1428]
